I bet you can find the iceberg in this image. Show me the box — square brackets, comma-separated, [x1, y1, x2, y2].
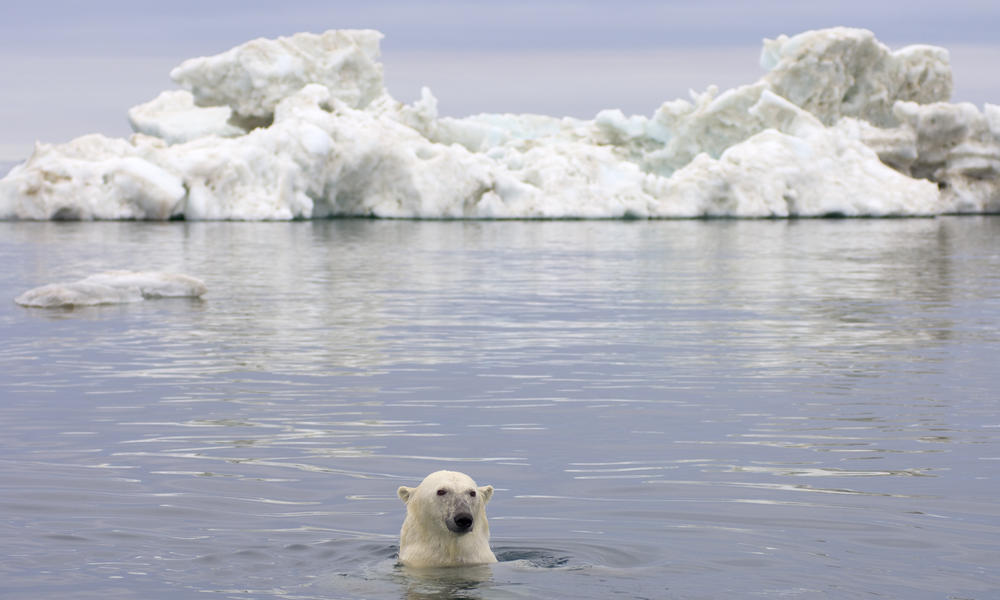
[1, 27, 996, 220]
[15, 271, 207, 308]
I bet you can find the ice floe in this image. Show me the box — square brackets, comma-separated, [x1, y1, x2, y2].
[1, 27, 997, 220]
[15, 271, 207, 308]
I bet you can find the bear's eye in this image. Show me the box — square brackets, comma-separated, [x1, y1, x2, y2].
[436, 489, 447, 496]
[469, 490, 477, 497]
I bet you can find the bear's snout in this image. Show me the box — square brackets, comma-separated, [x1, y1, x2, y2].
[447, 512, 474, 534]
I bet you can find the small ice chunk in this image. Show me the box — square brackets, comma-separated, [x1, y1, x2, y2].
[15, 271, 206, 308]
[14, 282, 144, 307]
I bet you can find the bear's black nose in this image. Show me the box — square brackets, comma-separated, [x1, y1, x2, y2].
[452, 513, 473, 532]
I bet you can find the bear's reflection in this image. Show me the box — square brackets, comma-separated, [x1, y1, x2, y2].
[398, 564, 493, 599]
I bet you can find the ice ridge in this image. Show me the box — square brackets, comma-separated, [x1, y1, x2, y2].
[1, 27, 997, 220]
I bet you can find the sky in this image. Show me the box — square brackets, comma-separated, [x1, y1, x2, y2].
[2, 0, 999, 161]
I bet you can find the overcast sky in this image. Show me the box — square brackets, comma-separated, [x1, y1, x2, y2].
[2, 0, 999, 161]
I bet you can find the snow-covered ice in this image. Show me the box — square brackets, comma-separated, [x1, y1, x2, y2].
[128, 90, 244, 145]
[1, 27, 997, 220]
[15, 271, 207, 308]
[170, 29, 386, 126]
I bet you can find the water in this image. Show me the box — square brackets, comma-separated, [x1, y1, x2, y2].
[1, 218, 998, 599]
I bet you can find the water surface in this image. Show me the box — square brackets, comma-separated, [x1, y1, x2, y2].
[1, 218, 998, 599]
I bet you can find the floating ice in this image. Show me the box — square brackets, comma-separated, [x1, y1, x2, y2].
[15, 271, 207, 308]
[1, 27, 996, 220]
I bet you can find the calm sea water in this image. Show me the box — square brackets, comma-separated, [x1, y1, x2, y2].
[1, 218, 998, 599]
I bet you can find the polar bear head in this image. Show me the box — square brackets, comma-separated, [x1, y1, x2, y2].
[397, 470, 497, 567]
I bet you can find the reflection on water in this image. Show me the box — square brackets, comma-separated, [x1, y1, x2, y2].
[397, 564, 495, 600]
[1, 218, 999, 599]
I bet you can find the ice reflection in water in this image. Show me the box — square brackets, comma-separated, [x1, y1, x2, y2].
[1, 218, 999, 599]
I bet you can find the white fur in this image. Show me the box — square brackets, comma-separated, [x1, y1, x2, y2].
[397, 470, 497, 567]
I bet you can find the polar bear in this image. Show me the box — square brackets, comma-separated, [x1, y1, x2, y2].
[397, 470, 497, 567]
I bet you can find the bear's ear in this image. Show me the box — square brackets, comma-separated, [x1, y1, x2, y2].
[478, 485, 494, 504]
[398, 486, 414, 504]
